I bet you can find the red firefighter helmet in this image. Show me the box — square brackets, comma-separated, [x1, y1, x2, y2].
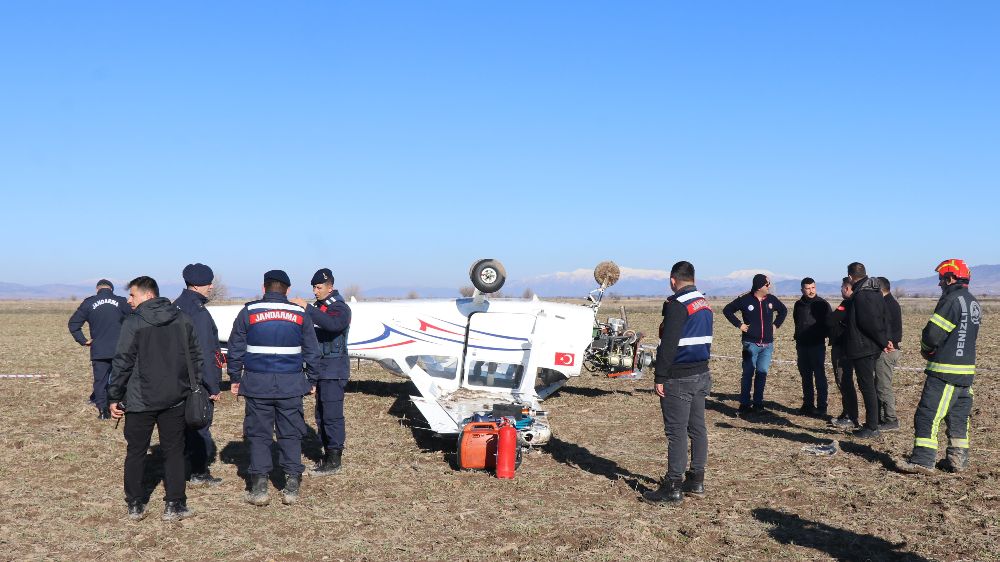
[935, 258, 971, 281]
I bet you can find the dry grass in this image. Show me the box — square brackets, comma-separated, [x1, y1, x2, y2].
[0, 299, 997, 561]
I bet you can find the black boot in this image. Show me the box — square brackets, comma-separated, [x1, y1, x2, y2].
[310, 449, 342, 476]
[642, 478, 683, 506]
[126, 500, 148, 521]
[682, 470, 705, 498]
[944, 447, 970, 473]
[245, 474, 270, 506]
[281, 473, 302, 505]
[162, 500, 195, 521]
[189, 471, 223, 487]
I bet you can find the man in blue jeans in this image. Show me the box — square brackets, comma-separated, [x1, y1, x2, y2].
[723, 274, 788, 414]
[643, 261, 713, 506]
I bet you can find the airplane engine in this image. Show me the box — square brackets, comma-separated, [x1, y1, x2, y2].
[585, 305, 655, 379]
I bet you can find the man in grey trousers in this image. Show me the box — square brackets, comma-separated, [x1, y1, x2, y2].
[876, 277, 902, 431]
[642, 261, 714, 506]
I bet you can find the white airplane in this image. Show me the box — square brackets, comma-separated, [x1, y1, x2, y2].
[208, 259, 654, 448]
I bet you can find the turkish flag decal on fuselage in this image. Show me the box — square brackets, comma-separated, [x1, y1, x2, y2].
[554, 352, 575, 366]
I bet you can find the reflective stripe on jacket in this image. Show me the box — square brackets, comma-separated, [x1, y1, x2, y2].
[921, 284, 981, 386]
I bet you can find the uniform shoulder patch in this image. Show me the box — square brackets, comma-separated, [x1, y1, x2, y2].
[687, 298, 711, 315]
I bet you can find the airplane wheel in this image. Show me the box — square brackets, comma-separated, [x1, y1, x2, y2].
[469, 259, 506, 294]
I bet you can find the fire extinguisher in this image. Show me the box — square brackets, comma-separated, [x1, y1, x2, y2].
[496, 418, 518, 479]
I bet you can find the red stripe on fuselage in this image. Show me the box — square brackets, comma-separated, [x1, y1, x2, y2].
[352, 339, 415, 351]
[418, 320, 464, 336]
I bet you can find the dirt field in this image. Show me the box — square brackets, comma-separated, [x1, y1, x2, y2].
[0, 297, 997, 561]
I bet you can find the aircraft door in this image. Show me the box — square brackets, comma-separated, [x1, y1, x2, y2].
[461, 312, 535, 391]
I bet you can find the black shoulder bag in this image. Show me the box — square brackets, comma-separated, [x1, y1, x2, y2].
[181, 323, 211, 429]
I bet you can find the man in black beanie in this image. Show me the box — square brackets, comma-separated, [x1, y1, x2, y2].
[174, 263, 225, 486]
[723, 273, 788, 413]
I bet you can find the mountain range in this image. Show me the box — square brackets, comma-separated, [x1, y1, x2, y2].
[2, 265, 998, 300]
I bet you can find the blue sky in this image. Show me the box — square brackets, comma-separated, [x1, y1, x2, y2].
[2, 2, 997, 292]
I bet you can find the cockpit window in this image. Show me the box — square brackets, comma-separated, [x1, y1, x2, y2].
[467, 361, 523, 389]
[406, 355, 459, 380]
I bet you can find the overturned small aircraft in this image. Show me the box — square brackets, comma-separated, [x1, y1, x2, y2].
[208, 259, 655, 450]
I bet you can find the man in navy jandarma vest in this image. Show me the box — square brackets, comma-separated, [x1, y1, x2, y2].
[898, 259, 982, 475]
[643, 261, 713, 506]
[68, 279, 130, 419]
[227, 270, 322, 506]
[291, 268, 352, 476]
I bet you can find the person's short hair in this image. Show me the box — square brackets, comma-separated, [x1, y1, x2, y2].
[847, 262, 867, 278]
[801, 277, 815, 288]
[877, 276, 891, 291]
[264, 279, 290, 293]
[670, 261, 695, 283]
[841, 276, 851, 287]
[128, 276, 159, 297]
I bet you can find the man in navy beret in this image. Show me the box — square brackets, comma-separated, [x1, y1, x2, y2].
[292, 268, 352, 475]
[173, 263, 224, 487]
[228, 270, 321, 506]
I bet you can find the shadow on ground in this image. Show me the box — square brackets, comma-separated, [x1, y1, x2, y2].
[139, 445, 167, 501]
[346, 378, 409, 398]
[838, 440, 897, 470]
[555, 385, 625, 398]
[346, 377, 452, 455]
[711, 392, 812, 419]
[716, 422, 831, 446]
[546, 436, 658, 493]
[753, 508, 930, 561]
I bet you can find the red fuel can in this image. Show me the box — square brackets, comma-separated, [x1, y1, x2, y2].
[457, 422, 498, 470]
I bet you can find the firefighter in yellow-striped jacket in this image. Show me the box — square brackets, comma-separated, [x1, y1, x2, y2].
[898, 259, 982, 474]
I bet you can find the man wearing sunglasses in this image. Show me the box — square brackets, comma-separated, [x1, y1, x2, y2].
[723, 274, 788, 414]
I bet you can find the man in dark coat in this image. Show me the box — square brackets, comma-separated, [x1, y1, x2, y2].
[793, 277, 831, 416]
[843, 262, 892, 439]
[826, 277, 860, 429]
[68, 279, 130, 419]
[174, 263, 224, 486]
[108, 276, 202, 522]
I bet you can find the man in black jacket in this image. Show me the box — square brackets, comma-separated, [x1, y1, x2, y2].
[174, 263, 224, 486]
[844, 263, 893, 439]
[876, 277, 902, 431]
[722, 274, 788, 413]
[68, 279, 130, 419]
[793, 277, 831, 416]
[108, 276, 203, 522]
[826, 278, 859, 429]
